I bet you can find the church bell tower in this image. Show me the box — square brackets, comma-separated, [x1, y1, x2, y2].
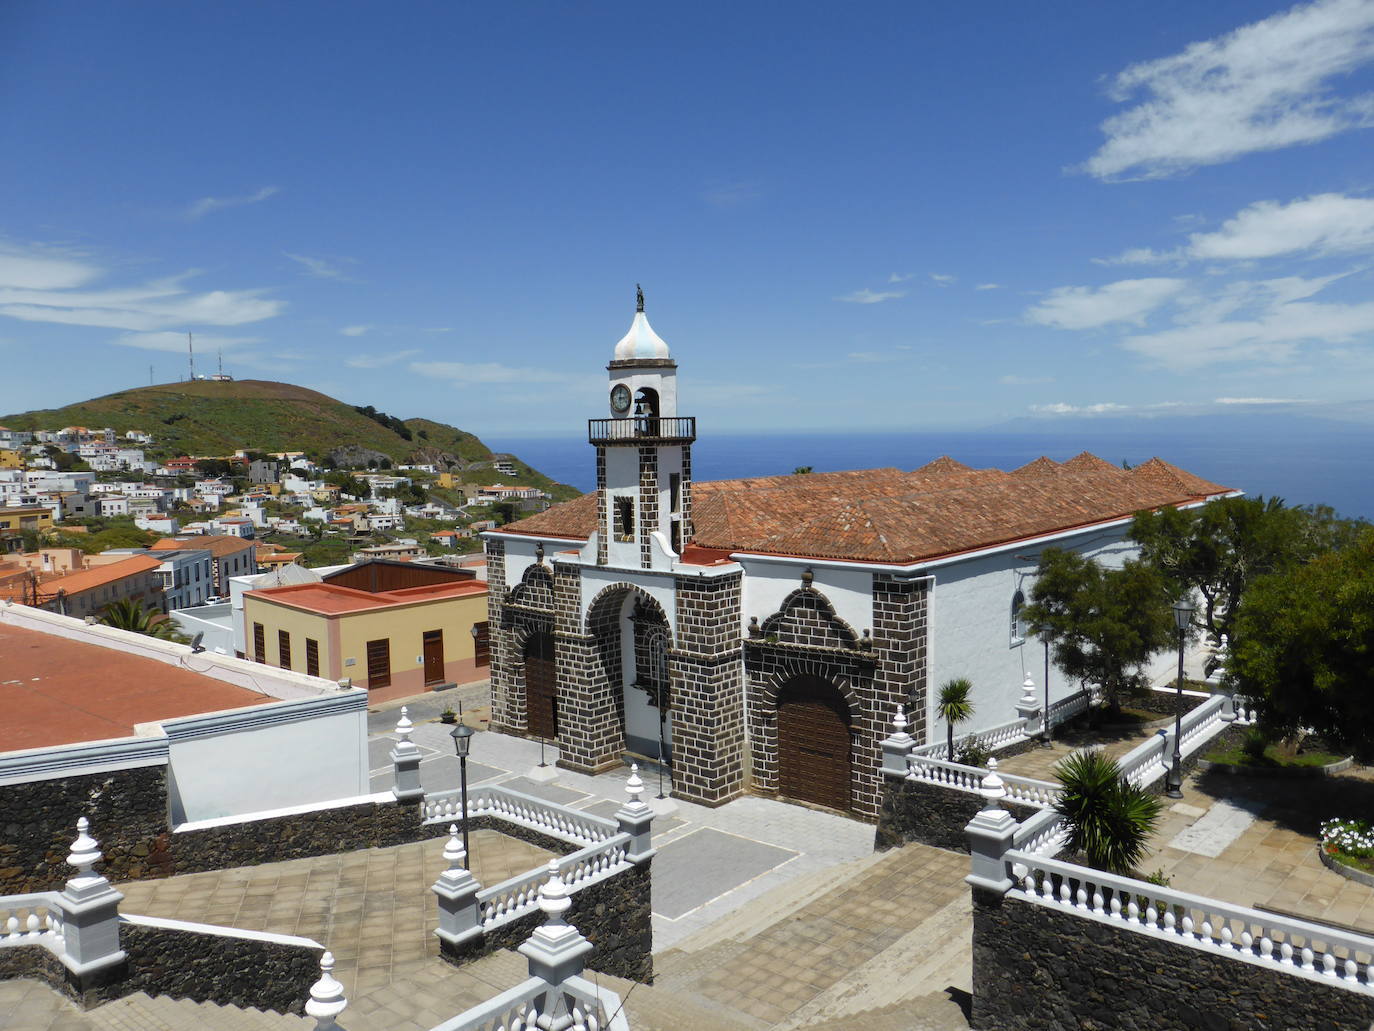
[589, 287, 695, 569]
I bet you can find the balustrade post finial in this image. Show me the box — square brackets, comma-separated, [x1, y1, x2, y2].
[433, 824, 483, 949]
[60, 816, 126, 974]
[979, 758, 1007, 812]
[965, 757, 1018, 896]
[306, 951, 348, 1030]
[67, 816, 102, 879]
[521, 859, 594, 987]
[391, 705, 424, 803]
[881, 702, 917, 777]
[443, 823, 467, 872]
[616, 765, 656, 863]
[1016, 674, 1042, 737]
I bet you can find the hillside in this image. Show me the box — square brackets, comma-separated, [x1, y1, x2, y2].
[1, 380, 578, 499]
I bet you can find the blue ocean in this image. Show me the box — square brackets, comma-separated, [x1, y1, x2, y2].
[494, 420, 1374, 521]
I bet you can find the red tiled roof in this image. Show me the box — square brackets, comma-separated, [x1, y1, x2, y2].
[150, 534, 256, 558]
[499, 453, 1235, 564]
[41, 555, 162, 596]
[246, 578, 487, 616]
[0, 624, 274, 751]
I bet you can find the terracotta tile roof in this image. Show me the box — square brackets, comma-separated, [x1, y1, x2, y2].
[41, 555, 162, 596]
[150, 534, 256, 558]
[500, 452, 1235, 565]
[0, 624, 273, 752]
[246, 578, 486, 616]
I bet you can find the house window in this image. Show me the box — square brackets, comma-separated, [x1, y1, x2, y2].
[472, 622, 490, 667]
[613, 496, 635, 542]
[253, 622, 266, 663]
[1011, 589, 1026, 647]
[366, 639, 392, 688]
[305, 638, 320, 677]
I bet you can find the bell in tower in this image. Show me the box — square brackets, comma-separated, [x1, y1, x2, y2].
[589, 287, 696, 569]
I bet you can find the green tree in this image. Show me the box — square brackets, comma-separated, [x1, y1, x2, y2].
[937, 677, 974, 761]
[1227, 530, 1374, 761]
[792, 466, 813, 475]
[98, 599, 182, 641]
[1021, 549, 1174, 713]
[1053, 750, 1162, 875]
[1129, 496, 1327, 649]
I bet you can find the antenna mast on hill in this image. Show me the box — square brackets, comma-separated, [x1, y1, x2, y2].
[218, 349, 223, 378]
[149, 364, 154, 386]
[188, 332, 196, 381]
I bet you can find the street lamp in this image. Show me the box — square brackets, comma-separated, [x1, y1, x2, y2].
[1165, 598, 1195, 799]
[449, 718, 475, 859]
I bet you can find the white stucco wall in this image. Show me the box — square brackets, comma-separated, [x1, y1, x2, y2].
[160, 693, 368, 824]
[738, 559, 875, 638]
[924, 525, 1143, 747]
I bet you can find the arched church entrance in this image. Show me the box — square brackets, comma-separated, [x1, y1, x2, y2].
[523, 630, 558, 740]
[776, 675, 852, 811]
[586, 586, 674, 764]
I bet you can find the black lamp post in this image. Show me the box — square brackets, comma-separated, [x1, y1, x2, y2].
[1165, 598, 1195, 799]
[1041, 636, 1052, 748]
[450, 719, 475, 859]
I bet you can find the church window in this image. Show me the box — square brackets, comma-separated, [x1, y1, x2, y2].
[669, 472, 681, 513]
[613, 496, 635, 542]
[1010, 590, 1026, 647]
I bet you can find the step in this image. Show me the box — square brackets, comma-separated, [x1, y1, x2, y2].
[793, 993, 971, 1031]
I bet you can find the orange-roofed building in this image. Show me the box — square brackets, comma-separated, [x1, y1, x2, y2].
[242, 559, 489, 703]
[36, 554, 163, 619]
[150, 534, 257, 594]
[480, 296, 1243, 819]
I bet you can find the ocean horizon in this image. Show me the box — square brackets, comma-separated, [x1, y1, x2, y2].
[493, 424, 1374, 522]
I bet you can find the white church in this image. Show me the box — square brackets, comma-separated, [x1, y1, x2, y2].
[482, 293, 1236, 819]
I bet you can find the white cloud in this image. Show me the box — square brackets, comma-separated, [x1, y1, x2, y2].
[0, 257, 285, 331]
[999, 374, 1055, 385]
[1031, 402, 1128, 415]
[1024, 278, 1185, 329]
[888, 272, 917, 284]
[114, 332, 261, 354]
[185, 186, 278, 220]
[283, 252, 355, 280]
[1214, 396, 1305, 404]
[1104, 193, 1374, 264]
[930, 273, 956, 286]
[340, 324, 371, 337]
[409, 361, 590, 386]
[975, 283, 1002, 291]
[1083, 0, 1374, 180]
[0, 246, 100, 290]
[345, 349, 420, 369]
[837, 288, 906, 304]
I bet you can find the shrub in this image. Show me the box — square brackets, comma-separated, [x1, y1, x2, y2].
[955, 740, 992, 768]
[1241, 726, 1269, 764]
[1054, 750, 1163, 875]
[1322, 818, 1374, 859]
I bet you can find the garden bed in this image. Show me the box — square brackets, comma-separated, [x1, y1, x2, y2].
[1064, 689, 1207, 733]
[1320, 819, 1374, 888]
[1200, 725, 1352, 778]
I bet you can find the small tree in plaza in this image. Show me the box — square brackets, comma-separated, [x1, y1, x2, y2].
[1053, 750, 1162, 875]
[1020, 548, 1174, 714]
[937, 677, 975, 761]
[1227, 529, 1374, 761]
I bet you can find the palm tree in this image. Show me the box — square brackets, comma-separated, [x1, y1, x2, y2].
[1053, 750, 1162, 875]
[937, 678, 975, 761]
[99, 599, 182, 641]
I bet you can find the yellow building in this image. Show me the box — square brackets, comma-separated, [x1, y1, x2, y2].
[0, 506, 54, 533]
[0, 449, 23, 469]
[242, 561, 489, 703]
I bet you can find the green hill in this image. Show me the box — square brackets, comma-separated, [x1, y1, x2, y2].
[1, 379, 578, 499]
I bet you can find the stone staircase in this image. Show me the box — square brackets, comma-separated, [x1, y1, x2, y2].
[85, 992, 310, 1030]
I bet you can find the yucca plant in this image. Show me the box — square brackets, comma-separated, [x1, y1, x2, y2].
[99, 598, 182, 641]
[1053, 750, 1162, 875]
[937, 678, 975, 762]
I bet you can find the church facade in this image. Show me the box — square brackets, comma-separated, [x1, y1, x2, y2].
[482, 298, 1237, 820]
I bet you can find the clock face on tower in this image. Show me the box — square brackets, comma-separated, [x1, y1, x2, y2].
[610, 384, 632, 414]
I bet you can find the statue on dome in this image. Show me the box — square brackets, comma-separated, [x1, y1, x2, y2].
[636, 284, 644, 313]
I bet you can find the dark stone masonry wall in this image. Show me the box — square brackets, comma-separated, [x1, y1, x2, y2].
[874, 776, 1039, 853]
[115, 922, 323, 1015]
[441, 859, 654, 983]
[0, 765, 172, 893]
[972, 888, 1374, 1031]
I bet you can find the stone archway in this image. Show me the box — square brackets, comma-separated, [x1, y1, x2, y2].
[775, 674, 854, 811]
[585, 583, 673, 764]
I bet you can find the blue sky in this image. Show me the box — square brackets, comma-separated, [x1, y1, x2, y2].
[3, 0, 1374, 435]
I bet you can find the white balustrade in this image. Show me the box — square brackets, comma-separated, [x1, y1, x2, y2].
[422, 785, 619, 848]
[475, 838, 631, 931]
[911, 717, 1030, 758]
[907, 754, 1060, 809]
[429, 981, 624, 1031]
[1012, 808, 1067, 856]
[1005, 849, 1374, 993]
[0, 893, 66, 950]
[1047, 687, 1094, 726]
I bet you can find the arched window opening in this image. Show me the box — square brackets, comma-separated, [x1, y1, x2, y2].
[1010, 589, 1026, 647]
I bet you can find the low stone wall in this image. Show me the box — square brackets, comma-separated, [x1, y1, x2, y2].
[0, 766, 172, 894]
[441, 860, 654, 983]
[971, 887, 1374, 1031]
[875, 777, 1039, 853]
[114, 921, 323, 1014]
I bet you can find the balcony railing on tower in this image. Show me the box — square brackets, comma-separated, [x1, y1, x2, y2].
[588, 416, 696, 445]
